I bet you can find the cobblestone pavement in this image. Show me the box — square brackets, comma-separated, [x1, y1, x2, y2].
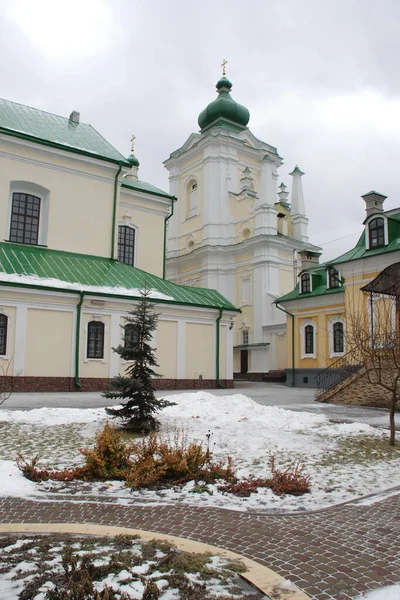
[0, 493, 399, 600]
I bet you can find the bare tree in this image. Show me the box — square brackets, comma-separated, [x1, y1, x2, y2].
[0, 360, 19, 406]
[348, 294, 399, 445]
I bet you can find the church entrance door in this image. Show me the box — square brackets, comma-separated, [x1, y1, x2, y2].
[240, 350, 248, 374]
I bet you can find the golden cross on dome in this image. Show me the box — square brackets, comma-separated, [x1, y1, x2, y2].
[221, 58, 228, 76]
[130, 134, 136, 153]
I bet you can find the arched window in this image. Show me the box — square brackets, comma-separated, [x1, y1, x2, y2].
[333, 322, 344, 354]
[118, 225, 135, 266]
[305, 325, 314, 355]
[9, 192, 41, 245]
[301, 272, 311, 293]
[368, 218, 385, 248]
[0, 314, 8, 355]
[87, 321, 105, 359]
[300, 319, 317, 359]
[124, 323, 139, 351]
[187, 180, 198, 218]
[328, 267, 341, 289]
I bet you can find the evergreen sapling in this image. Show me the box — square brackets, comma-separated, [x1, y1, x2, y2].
[103, 288, 175, 431]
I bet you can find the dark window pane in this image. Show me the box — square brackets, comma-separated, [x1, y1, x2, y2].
[9, 192, 41, 245]
[301, 273, 311, 293]
[369, 218, 385, 248]
[333, 322, 344, 353]
[124, 323, 139, 352]
[118, 226, 135, 266]
[328, 268, 341, 288]
[87, 321, 105, 359]
[0, 314, 7, 355]
[305, 325, 314, 354]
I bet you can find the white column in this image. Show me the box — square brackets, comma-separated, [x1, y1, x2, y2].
[14, 304, 27, 376]
[177, 319, 185, 379]
[109, 313, 121, 377]
[226, 323, 233, 379]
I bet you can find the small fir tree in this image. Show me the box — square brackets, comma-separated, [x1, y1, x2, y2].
[104, 288, 175, 432]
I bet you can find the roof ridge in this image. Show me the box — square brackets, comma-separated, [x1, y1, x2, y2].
[0, 97, 91, 127]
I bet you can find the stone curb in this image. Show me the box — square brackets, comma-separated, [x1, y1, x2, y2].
[0, 522, 310, 600]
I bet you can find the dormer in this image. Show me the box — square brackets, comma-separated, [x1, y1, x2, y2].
[362, 191, 388, 249]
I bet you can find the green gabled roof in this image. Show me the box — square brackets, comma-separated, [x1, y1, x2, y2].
[0, 243, 238, 312]
[121, 177, 174, 200]
[0, 98, 130, 165]
[327, 224, 400, 265]
[276, 268, 344, 303]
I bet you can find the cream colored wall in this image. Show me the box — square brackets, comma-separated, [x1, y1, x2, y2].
[275, 333, 287, 370]
[220, 324, 227, 379]
[186, 322, 214, 379]
[25, 308, 73, 376]
[118, 198, 165, 278]
[279, 267, 295, 295]
[177, 169, 204, 237]
[156, 320, 178, 379]
[0, 140, 117, 257]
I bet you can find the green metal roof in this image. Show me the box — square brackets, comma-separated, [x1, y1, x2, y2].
[121, 177, 174, 200]
[0, 242, 239, 312]
[0, 98, 129, 165]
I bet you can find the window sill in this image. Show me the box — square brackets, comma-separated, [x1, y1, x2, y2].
[4, 240, 48, 248]
[301, 353, 316, 359]
[84, 358, 106, 363]
[186, 212, 198, 220]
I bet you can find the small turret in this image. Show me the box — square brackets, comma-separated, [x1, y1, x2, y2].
[289, 166, 308, 242]
[125, 134, 140, 181]
[362, 190, 387, 218]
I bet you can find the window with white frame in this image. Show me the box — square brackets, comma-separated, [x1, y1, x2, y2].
[124, 323, 139, 352]
[300, 272, 311, 293]
[328, 317, 345, 357]
[328, 267, 341, 289]
[0, 314, 8, 356]
[118, 225, 135, 266]
[368, 217, 385, 248]
[187, 180, 198, 218]
[300, 319, 317, 358]
[242, 330, 249, 345]
[8, 182, 49, 246]
[87, 321, 105, 359]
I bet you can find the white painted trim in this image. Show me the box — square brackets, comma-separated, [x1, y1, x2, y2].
[0, 309, 12, 360]
[117, 221, 139, 267]
[83, 317, 108, 363]
[300, 272, 312, 294]
[328, 316, 346, 358]
[14, 304, 27, 375]
[226, 324, 233, 379]
[177, 320, 186, 378]
[110, 313, 121, 377]
[299, 318, 317, 359]
[365, 214, 388, 250]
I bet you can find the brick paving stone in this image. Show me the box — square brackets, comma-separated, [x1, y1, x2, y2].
[0, 493, 399, 599]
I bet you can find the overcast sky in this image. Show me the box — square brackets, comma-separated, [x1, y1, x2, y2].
[1, 0, 400, 261]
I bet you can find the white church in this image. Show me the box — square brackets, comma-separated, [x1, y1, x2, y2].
[165, 66, 321, 380]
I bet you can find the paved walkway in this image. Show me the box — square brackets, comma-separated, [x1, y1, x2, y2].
[1, 493, 399, 600]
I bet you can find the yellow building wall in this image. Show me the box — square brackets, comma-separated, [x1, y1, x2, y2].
[275, 333, 287, 370]
[186, 323, 214, 379]
[156, 320, 178, 379]
[25, 308, 73, 376]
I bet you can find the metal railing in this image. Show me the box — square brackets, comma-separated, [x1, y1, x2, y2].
[315, 346, 364, 399]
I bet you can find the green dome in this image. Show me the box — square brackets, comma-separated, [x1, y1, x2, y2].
[127, 153, 139, 167]
[198, 77, 250, 131]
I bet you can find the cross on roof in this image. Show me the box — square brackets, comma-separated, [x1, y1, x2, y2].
[130, 134, 135, 153]
[221, 58, 228, 76]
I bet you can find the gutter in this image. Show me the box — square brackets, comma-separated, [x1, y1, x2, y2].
[111, 163, 123, 260]
[216, 308, 225, 389]
[163, 196, 176, 279]
[74, 292, 84, 389]
[276, 303, 295, 387]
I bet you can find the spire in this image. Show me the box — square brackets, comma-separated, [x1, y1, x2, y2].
[278, 182, 290, 206]
[289, 166, 308, 242]
[221, 58, 228, 77]
[289, 166, 306, 215]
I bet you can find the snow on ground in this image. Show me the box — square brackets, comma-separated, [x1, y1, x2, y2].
[0, 391, 399, 512]
[356, 584, 400, 599]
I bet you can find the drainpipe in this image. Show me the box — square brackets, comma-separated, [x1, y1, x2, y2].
[276, 303, 295, 387]
[216, 308, 225, 389]
[111, 163, 123, 260]
[163, 196, 176, 279]
[74, 292, 84, 389]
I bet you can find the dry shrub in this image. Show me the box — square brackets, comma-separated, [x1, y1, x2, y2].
[15, 455, 84, 483]
[126, 430, 236, 489]
[79, 422, 133, 480]
[268, 456, 310, 496]
[218, 457, 311, 497]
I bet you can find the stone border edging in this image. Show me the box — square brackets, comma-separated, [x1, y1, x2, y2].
[0, 522, 310, 600]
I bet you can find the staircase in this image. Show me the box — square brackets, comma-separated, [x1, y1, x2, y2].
[315, 346, 364, 401]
